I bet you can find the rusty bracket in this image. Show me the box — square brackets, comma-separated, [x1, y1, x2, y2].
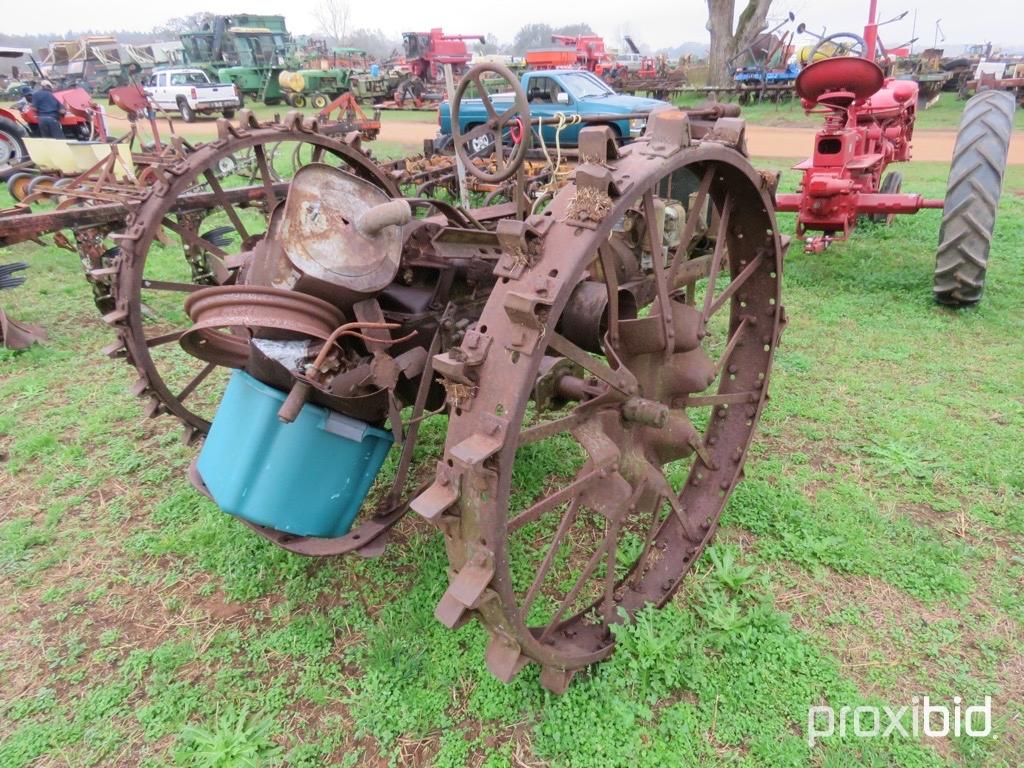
[702, 117, 747, 155]
[485, 632, 529, 683]
[493, 218, 539, 280]
[564, 165, 621, 230]
[435, 546, 496, 629]
[449, 414, 508, 468]
[640, 108, 692, 158]
[578, 125, 620, 165]
[410, 460, 462, 523]
[503, 277, 558, 354]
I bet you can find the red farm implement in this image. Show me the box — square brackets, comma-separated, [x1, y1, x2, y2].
[775, 0, 1015, 305]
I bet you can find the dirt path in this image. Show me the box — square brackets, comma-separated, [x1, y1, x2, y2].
[127, 114, 438, 150]
[132, 115, 1024, 165]
[747, 125, 1024, 164]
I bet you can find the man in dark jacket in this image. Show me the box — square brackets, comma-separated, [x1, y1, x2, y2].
[31, 81, 65, 139]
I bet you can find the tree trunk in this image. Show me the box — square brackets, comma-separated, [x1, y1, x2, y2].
[705, 0, 775, 87]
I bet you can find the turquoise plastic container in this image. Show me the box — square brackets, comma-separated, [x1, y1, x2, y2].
[197, 371, 393, 538]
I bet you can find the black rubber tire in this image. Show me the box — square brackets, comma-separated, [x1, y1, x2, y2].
[311, 93, 329, 110]
[870, 171, 903, 224]
[222, 109, 236, 119]
[178, 100, 197, 123]
[933, 90, 1016, 306]
[0, 116, 28, 181]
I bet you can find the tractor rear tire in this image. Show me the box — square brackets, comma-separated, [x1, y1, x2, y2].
[0, 116, 28, 181]
[933, 90, 1015, 306]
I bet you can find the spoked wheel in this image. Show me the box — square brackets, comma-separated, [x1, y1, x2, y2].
[416, 120, 784, 691]
[109, 120, 398, 440]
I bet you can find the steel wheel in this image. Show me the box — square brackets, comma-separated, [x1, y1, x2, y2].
[416, 122, 785, 691]
[109, 118, 398, 440]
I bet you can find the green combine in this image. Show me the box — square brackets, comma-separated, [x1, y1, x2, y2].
[179, 14, 293, 104]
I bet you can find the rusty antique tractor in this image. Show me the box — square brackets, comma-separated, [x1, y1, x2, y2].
[775, 0, 1015, 306]
[107, 64, 785, 691]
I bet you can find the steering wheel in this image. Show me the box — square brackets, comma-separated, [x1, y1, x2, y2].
[452, 62, 531, 184]
[808, 33, 868, 62]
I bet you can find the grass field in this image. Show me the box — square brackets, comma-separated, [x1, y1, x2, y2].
[1, 147, 1022, 767]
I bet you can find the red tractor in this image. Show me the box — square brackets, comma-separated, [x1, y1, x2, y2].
[402, 29, 486, 81]
[550, 34, 610, 74]
[1, 87, 109, 179]
[775, 0, 1015, 306]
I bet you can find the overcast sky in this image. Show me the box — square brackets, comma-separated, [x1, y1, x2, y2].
[5, 0, 1020, 50]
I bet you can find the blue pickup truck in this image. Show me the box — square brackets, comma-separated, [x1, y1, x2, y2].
[438, 69, 667, 150]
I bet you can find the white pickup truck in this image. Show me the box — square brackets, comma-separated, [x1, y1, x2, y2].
[144, 68, 241, 122]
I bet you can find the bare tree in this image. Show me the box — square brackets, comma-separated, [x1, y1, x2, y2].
[312, 0, 351, 45]
[705, 0, 774, 86]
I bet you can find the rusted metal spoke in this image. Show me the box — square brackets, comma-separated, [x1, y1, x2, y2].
[161, 218, 228, 260]
[547, 331, 636, 395]
[473, 74, 499, 121]
[700, 196, 733, 319]
[713, 316, 750, 378]
[518, 408, 591, 448]
[140, 278, 206, 293]
[509, 465, 607, 532]
[540, 529, 614, 641]
[600, 518, 622, 620]
[252, 144, 278, 212]
[521, 498, 582, 616]
[679, 390, 759, 407]
[700, 195, 731, 328]
[202, 170, 250, 240]
[385, 324, 443, 506]
[641, 189, 674, 349]
[598, 244, 621, 348]
[670, 253, 712, 292]
[667, 167, 714, 286]
[705, 250, 765, 320]
[496, 103, 520, 125]
[145, 329, 185, 348]
[177, 362, 216, 403]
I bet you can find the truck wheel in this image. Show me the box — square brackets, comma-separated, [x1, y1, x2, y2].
[222, 109, 236, 119]
[178, 100, 197, 123]
[933, 90, 1015, 306]
[0, 116, 28, 181]
[468, 126, 493, 155]
[870, 171, 903, 224]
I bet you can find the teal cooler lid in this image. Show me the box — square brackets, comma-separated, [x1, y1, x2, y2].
[197, 371, 393, 538]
